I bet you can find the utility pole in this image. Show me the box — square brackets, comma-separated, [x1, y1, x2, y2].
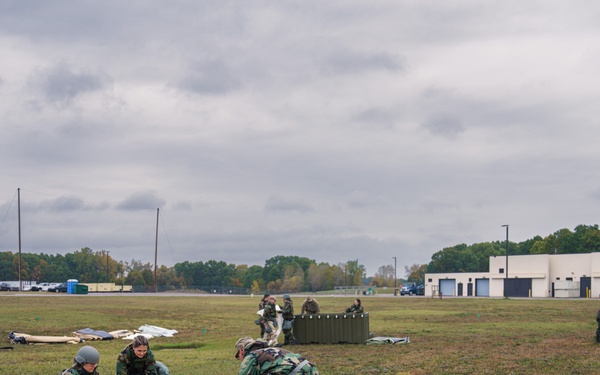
[502, 224, 509, 298]
[154, 208, 159, 293]
[106, 251, 110, 282]
[18, 188, 22, 291]
[393, 256, 397, 295]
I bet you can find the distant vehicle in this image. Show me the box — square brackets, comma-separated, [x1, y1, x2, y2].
[400, 283, 424, 296]
[31, 282, 61, 291]
[48, 283, 67, 293]
[0, 282, 19, 291]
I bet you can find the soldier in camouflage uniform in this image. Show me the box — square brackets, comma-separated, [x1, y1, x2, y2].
[258, 294, 271, 338]
[61, 346, 100, 375]
[262, 295, 278, 345]
[235, 336, 319, 375]
[116, 336, 169, 375]
[345, 298, 364, 314]
[282, 294, 297, 345]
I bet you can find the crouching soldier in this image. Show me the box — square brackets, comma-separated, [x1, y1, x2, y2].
[61, 345, 100, 375]
[235, 336, 319, 375]
[116, 336, 170, 375]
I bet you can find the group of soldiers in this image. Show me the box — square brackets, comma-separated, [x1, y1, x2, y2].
[236, 294, 321, 375]
[235, 294, 366, 374]
[60, 335, 169, 375]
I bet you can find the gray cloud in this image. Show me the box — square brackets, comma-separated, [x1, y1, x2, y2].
[117, 192, 166, 211]
[2, 2, 600, 276]
[265, 196, 315, 213]
[322, 50, 404, 74]
[178, 60, 241, 95]
[33, 62, 109, 106]
[422, 113, 465, 138]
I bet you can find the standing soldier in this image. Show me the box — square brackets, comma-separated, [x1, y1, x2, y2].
[235, 336, 319, 375]
[262, 296, 278, 346]
[258, 294, 271, 338]
[282, 294, 297, 345]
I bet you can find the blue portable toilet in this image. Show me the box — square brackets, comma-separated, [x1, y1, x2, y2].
[67, 279, 78, 294]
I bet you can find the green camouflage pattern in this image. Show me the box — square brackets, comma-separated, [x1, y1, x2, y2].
[60, 365, 99, 375]
[239, 341, 319, 375]
[282, 299, 294, 320]
[116, 344, 158, 375]
[345, 303, 364, 314]
[282, 299, 296, 344]
[263, 301, 277, 322]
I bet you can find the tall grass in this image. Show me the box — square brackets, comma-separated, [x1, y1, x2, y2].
[0, 294, 598, 374]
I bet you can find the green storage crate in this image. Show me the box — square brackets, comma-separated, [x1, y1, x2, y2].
[293, 312, 369, 344]
[74, 284, 88, 294]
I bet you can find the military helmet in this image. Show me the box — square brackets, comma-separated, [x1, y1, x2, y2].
[235, 337, 255, 359]
[283, 294, 290, 299]
[75, 345, 100, 364]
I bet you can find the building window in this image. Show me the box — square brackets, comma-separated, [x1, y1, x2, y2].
[499, 268, 505, 274]
[566, 277, 573, 281]
[556, 277, 560, 280]
[428, 278, 432, 282]
[468, 278, 472, 282]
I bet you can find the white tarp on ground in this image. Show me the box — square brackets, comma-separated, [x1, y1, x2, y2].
[366, 336, 411, 345]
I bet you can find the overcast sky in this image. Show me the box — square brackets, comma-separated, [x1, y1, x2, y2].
[1, 1, 600, 278]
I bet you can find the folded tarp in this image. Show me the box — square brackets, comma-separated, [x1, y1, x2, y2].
[138, 324, 178, 338]
[366, 336, 411, 345]
[122, 333, 155, 341]
[73, 328, 114, 340]
[9, 331, 82, 345]
[110, 330, 135, 339]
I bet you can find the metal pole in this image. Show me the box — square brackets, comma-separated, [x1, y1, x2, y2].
[106, 251, 110, 282]
[393, 256, 397, 291]
[502, 224, 509, 298]
[18, 188, 22, 291]
[154, 208, 159, 293]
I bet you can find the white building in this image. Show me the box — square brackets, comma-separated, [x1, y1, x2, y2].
[424, 253, 600, 298]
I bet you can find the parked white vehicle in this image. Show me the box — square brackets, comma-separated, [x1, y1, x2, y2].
[31, 282, 61, 291]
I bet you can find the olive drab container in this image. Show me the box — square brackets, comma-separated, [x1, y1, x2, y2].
[293, 312, 369, 344]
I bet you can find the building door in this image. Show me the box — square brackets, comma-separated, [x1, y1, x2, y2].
[580, 276, 591, 298]
[475, 279, 489, 296]
[504, 278, 532, 297]
[439, 279, 456, 296]
[467, 282, 473, 296]
[457, 282, 463, 296]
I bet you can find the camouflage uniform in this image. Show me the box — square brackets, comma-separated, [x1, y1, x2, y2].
[262, 300, 278, 343]
[116, 344, 158, 375]
[282, 297, 296, 345]
[238, 339, 319, 375]
[60, 365, 99, 375]
[258, 294, 270, 337]
[345, 303, 364, 314]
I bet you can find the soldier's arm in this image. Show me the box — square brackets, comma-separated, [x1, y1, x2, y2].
[238, 354, 261, 375]
[116, 355, 129, 375]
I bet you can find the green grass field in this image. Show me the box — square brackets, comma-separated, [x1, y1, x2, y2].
[1, 293, 599, 374]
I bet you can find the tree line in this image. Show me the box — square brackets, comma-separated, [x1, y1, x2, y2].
[0, 249, 369, 293]
[2, 224, 598, 292]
